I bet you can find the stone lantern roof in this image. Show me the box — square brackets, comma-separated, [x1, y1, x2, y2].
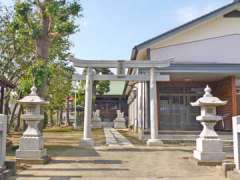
[191, 85, 227, 107]
[18, 86, 48, 105]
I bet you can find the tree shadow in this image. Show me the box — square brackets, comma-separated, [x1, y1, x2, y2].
[46, 145, 100, 157]
[50, 159, 123, 164]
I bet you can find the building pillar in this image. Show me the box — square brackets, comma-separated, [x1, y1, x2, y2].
[147, 68, 162, 146]
[81, 67, 94, 146]
[137, 83, 144, 139]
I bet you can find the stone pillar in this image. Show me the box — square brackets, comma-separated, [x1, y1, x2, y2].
[232, 116, 240, 170]
[0, 114, 7, 176]
[147, 68, 162, 146]
[191, 85, 227, 165]
[16, 86, 49, 164]
[81, 67, 94, 146]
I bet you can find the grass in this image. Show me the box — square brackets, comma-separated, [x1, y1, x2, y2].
[6, 127, 106, 158]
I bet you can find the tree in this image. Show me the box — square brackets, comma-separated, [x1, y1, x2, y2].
[0, 1, 82, 130]
[47, 63, 73, 126]
[0, 6, 35, 131]
[12, 0, 82, 97]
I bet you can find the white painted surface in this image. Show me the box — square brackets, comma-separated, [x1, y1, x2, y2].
[0, 115, 7, 168]
[151, 34, 240, 64]
[232, 116, 240, 170]
[148, 68, 159, 143]
[82, 67, 94, 145]
[151, 16, 240, 49]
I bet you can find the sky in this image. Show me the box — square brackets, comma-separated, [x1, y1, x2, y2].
[1, 0, 233, 60]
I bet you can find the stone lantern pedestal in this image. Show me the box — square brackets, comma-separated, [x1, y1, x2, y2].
[114, 110, 126, 129]
[191, 85, 227, 165]
[16, 86, 49, 164]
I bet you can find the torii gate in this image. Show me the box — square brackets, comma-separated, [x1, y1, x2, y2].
[70, 57, 172, 146]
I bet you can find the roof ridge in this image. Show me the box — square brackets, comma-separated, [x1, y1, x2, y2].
[133, 1, 238, 54]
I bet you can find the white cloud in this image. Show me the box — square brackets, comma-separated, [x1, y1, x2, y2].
[177, 4, 219, 24]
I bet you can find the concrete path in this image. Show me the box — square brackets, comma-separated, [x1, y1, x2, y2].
[104, 128, 134, 147]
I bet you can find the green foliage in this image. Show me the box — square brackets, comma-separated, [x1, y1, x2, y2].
[76, 68, 111, 106]
[0, 1, 82, 127]
[47, 63, 73, 110]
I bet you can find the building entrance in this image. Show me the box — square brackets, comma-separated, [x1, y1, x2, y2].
[159, 86, 203, 130]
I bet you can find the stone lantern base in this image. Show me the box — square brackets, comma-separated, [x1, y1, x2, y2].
[16, 136, 49, 165]
[114, 119, 126, 129]
[193, 137, 225, 165]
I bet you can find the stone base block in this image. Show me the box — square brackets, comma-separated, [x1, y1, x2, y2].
[80, 138, 94, 147]
[19, 136, 44, 150]
[92, 121, 102, 128]
[194, 149, 225, 163]
[196, 138, 223, 152]
[16, 148, 47, 159]
[194, 138, 225, 163]
[147, 139, 163, 146]
[114, 121, 126, 129]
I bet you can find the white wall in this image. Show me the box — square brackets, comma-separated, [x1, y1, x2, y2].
[151, 16, 240, 49]
[150, 34, 240, 64]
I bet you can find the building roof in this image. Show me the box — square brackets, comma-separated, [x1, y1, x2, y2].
[131, 1, 240, 59]
[104, 81, 125, 95]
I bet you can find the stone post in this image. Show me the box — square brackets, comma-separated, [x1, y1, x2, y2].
[0, 114, 7, 177]
[114, 110, 126, 129]
[147, 68, 162, 146]
[191, 85, 227, 165]
[16, 86, 49, 164]
[81, 67, 94, 146]
[92, 109, 102, 128]
[232, 116, 240, 171]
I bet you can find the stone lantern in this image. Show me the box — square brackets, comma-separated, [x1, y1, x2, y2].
[191, 85, 227, 164]
[16, 85, 49, 164]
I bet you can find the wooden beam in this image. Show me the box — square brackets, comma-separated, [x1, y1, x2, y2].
[73, 74, 170, 81]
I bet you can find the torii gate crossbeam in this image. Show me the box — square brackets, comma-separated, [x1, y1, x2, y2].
[71, 57, 172, 146]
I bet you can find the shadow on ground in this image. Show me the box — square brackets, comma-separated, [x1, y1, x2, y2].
[46, 145, 100, 157]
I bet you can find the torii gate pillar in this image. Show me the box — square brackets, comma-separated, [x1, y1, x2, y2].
[80, 67, 94, 147]
[147, 67, 163, 146]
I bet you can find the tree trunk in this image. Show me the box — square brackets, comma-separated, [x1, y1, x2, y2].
[50, 109, 54, 127]
[8, 103, 19, 132]
[0, 87, 4, 114]
[36, 6, 50, 98]
[60, 109, 63, 125]
[66, 98, 70, 126]
[15, 105, 23, 132]
[4, 95, 10, 115]
[56, 110, 59, 126]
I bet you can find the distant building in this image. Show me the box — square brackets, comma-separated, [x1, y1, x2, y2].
[95, 81, 127, 126]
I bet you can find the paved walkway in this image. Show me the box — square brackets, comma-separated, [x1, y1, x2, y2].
[104, 128, 134, 147]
